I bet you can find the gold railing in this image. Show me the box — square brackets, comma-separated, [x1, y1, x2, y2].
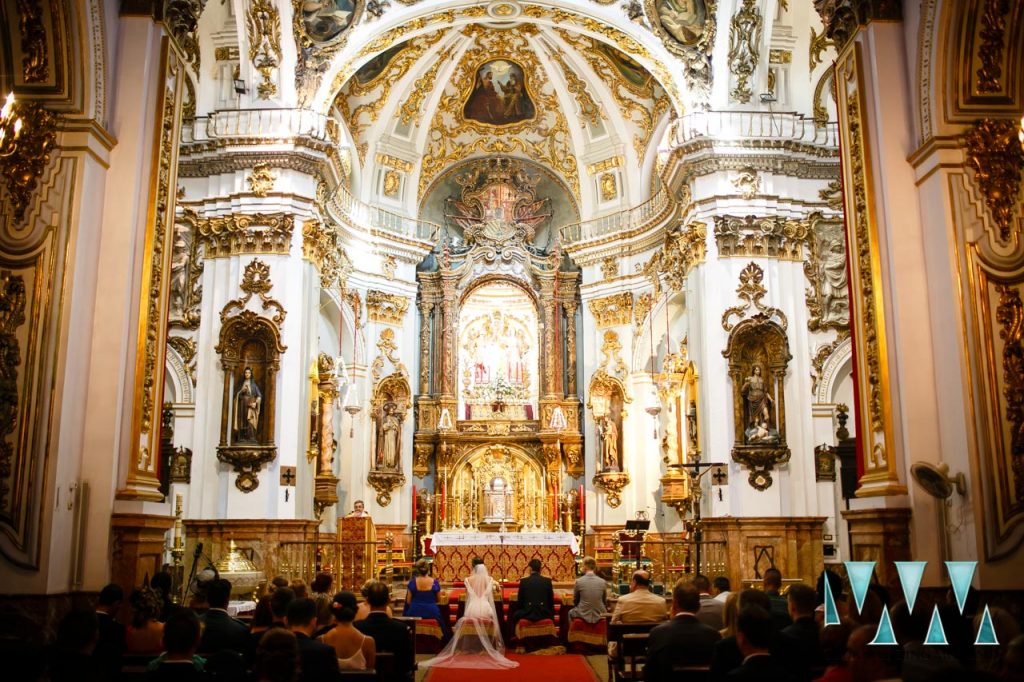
[559, 180, 675, 246]
[278, 537, 396, 591]
[611, 538, 727, 586]
[326, 183, 442, 243]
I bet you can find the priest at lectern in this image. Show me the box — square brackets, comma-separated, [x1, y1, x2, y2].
[346, 500, 372, 518]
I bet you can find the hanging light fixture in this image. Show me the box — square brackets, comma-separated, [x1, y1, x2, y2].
[0, 92, 25, 157]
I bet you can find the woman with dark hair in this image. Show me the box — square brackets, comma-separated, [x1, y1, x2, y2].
[403, 559, 450, 639]
[354, 580, 392, 622]
[250, 594, 275, 639]
[311, 572, 334, 627]
[254, 629, 300, 682]
[319, 591, 375, 671]
[125, 588, 164, 654]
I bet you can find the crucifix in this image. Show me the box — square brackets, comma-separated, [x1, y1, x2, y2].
[280, 466, 296, 486]
[677, 461, 727, 576]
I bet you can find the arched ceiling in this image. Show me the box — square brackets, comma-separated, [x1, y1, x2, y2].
[329, 22, 672, 217]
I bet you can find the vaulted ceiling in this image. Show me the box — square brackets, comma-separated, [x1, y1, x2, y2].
[329, 23, 673, 217]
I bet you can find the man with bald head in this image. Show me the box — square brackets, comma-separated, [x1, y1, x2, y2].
[611, 570, 668, 625]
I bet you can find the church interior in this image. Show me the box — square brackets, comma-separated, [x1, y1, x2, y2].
[2, 0, 1024, 680]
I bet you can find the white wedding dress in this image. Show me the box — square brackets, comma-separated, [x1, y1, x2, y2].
[418, 564, 519, 669]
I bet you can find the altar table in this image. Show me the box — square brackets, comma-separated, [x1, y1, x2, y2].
[430, 532, 579, 582]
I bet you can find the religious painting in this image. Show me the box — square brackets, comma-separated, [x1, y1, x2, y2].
[355, 41, 406, 85]
[300, 0, 355, 43]
[462, 60, 536, 127]
[656, 0, 708, 47]
[595, 44, 652, 90]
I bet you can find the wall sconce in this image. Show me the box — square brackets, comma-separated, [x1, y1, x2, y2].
[0, 92, 24, 157]
[233, 79, 247, 95]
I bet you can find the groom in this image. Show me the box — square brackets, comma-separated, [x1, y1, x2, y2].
[514, 558, 554, 625]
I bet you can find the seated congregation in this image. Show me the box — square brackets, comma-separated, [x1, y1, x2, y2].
[4, 559, 1024, 682]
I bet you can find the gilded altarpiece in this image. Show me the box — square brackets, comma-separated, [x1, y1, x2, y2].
[414, 158, 581, 533]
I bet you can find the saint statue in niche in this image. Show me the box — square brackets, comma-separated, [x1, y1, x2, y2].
[741, 365, 778, 444]
[463, 60, 536, 126]
[234, 367, 262, 443]
[657, 0, 707, 46]
[301, 0, 355, 43]
[600, 416, 620, 471]
[377, 402, 402, 470]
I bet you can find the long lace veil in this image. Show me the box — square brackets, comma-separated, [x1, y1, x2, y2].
[419, 563, 519, 669]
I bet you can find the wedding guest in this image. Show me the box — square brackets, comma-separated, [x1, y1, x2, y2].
[844, 625, 902, 682]
[813, 622, 853, 682]
[150, 571, 175, 622]
[727, 605, 795, 682]
[610, 570, 667, 624]
[695, 574, 726, 630]
[251, 587, 294, 647]
[94, 583, 125, 678]
[721, 592, 740, 638]
[355, 581, 414, 680]
[782, 584, 823, 681]
[253, 629, 299, 682]
[645, 580, 722, 681]
[320, 591, 375, 671]
[286, 598, 339, 682]
[763, 567, 793, 629]
[200, 578, 253, 662]
[125, 587, 165, 655]
[289, 578, 308, 599]
[146, 608, 206, 680]
[49, 608, 102, 682]
[514, 558, 555, 625]
[568, 556, 607, 624]
[713, 575, 733, 603]
[403, 559, 449, 638]
[355, 580, 392, 622]
[311, 573, 334, 627]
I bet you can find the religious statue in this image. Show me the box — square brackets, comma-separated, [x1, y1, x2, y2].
[600, 416, 620, 471]
[377, 402, 402, 470]
[484, 476, 511, 521]
[658, 0, 706, 46]
[234, 367, 262, 443]
[741, 365, 778, 444]
[820, 239, 849, 324]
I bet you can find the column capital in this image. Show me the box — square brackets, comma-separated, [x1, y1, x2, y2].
[814, 0, 902, 49]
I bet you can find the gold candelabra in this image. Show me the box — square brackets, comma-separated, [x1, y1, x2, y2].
[0, 93, 24, 157]
[170, 494, 185, 604]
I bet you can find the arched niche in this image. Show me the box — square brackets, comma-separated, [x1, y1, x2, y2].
[587, 369, 630, 475]
[722, 315, 792, 491]
[215, 310, 286, 492]
[446, 443, 546, 532]
[366, 372, 411, 507]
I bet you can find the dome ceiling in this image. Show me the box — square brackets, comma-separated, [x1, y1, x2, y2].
[329, 23, 672, 215]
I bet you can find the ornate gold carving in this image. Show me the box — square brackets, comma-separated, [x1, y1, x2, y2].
[382, 255, 398, 280]
[0, 273, 26, 510]
[294, 0, 366, 106]
[367, 470, 406, 507]
[367, 290, 410, 325]
[819, 178, 843, 211]
[246, 0, 282, 99]
[593, 471, 630, 508]
[770, 49, 792, 64]
[196, 213, 294, 258]
[376, 153, 413, 171]
[600, 257, 619, 280]
[722, 262, 788, 332]
[397, 42, 459, 127]
[217, 446, 278, 492]
[813, 0, 903, 49]
[809, 26, 833, 71]
[713, 215, 808, 261]
[247, 162, 277, 196]
[996, 284, 1024, 501]
[810, 335, 847, 396]
[599, 173, 618, 202]
[634, 292, 652, 333]
[372, 327, 408, 383]
[586, 156, 624, 175]
[17, 0, 48, 82]
[728, 0, 763, 103]
[214, 46, 238, 61]
[163, 0, 204, 70]
[167, 335, 197, 388]
[221, 259, 287, 326]
[804, 213, 850, 332]
[963, 118, 1024, 243]
[545, 46, 602, 127]
[600, 330, 628, 378]
[589, 292, 633, 328]
[976, 0, 1010, 93]
[731, 167, 761, 199]
[0, 101, 56, 221]
[641, 0, 718, 104]
[644, 222, 707, 292]
[302, 218, 352, 289]
[382, 170, 400, 197]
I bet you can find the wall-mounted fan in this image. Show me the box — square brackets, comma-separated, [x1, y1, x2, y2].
[910, 462, 966, 563]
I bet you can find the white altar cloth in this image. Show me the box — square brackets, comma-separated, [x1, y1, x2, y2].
[430, 531, 579, 554]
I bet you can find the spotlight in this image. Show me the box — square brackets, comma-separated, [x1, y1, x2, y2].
[758, 93, 777, 103]
[233, 79, 247, 95]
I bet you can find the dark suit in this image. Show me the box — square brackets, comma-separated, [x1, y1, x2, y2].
[515, 572, 555, 623]
[294, 632, 340, 682]
[645, 613, 721, 682]
[781, 616, 822, 681]
[711, 632, 799, 681]
[355, 612, 414, 679]
[200, 609, 254, 662]
[726, 653, 796, 682]
[766, 591, 793, 630]
[94, 611, 125, 679]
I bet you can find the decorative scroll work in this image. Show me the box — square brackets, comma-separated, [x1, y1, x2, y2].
[963, 118, 1024, 243]
[713, 215, 808, 260]
[246, 0, 282, 99]
[728, 0, 763, 103]
[0, 101, 56, 222]
[643, 0, 718, 105]
[0, 274, 26, 511]
[977, 0, 1011, 93]
[996, 284, 1024, 503]
[163, 0, 204, 70]
[722, 263, 788, 333]
[197, 213, 294, 258]
[367, 290, 410, 325]
[804, 214, 850, 332]
[644, 222, 707, 293]
[371, 327, 408, 383]
[16, 0, 48, 82]
[589, 292, 633, 328]
[302, 218, 352, 289]
[247, 162, 277, 196]
[169, 208, 203, 330]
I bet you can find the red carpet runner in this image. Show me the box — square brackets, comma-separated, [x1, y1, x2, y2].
[423, 653, 598, 682]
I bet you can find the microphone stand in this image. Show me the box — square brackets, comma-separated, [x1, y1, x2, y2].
[183, 542, 204, 603]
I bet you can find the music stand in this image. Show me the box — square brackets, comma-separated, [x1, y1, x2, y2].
[621, 518, 650, 571]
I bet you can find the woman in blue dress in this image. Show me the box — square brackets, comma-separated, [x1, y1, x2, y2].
[403, 559, 450, 639]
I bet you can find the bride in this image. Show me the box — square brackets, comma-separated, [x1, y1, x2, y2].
[419, 560, 519, 669]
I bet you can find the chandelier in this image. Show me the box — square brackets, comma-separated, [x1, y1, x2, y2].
[0, 93, 24, 157]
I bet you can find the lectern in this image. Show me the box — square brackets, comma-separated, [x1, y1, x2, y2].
[618, 518, 650, 570]
[339, 516, 376, 590]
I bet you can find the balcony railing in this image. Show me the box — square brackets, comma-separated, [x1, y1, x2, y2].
[668, 110, 840, 148]
[559, 180, 675, 246]
[183, 108, 329, 143]
[326, 183, 442, 243]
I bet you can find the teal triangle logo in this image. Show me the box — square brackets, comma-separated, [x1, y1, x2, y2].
[946, 561, 976, 614]
[823, 572, 840, 626]
[925, 605, 949, 645]
[895, 561, 927, 613]
[974, 605, 999, 645]
[844, 561, 876, 615]
[869, 607, 897, 645]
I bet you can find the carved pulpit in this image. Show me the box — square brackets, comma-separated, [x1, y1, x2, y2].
[338, 515, 376, 590]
